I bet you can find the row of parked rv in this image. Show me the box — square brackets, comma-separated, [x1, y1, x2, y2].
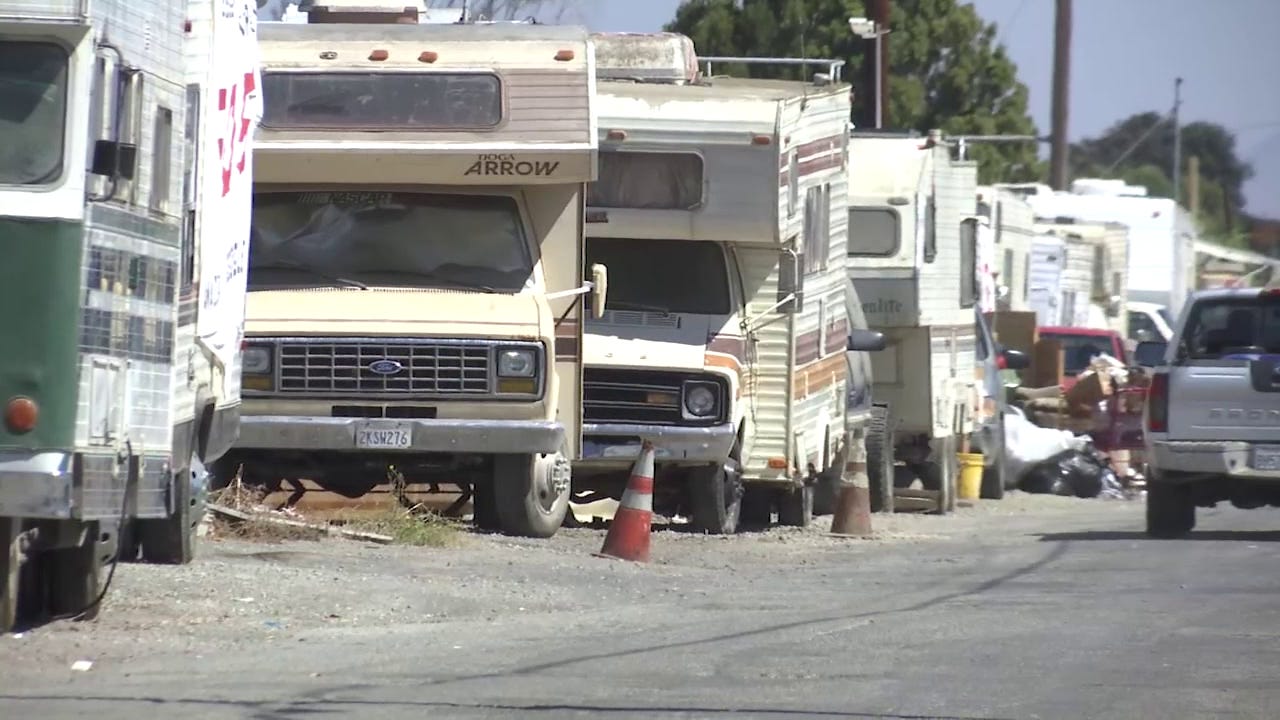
[8, 2, 1254, 630]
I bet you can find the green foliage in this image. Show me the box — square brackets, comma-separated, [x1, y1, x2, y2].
[1069, 112, 1256, 248]
[665, 0, 1042, 183]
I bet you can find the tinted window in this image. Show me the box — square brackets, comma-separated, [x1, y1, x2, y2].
[0, 41, 68, 185]
[588, 152, 703, 210]
[586, 237, 729, 315]
[803, 184, 830, 274]
[848, 207, 898, 256]
[960, 218, 977, 308]
[1180, 296, 1280, 358]
[261, 72, 502, 129]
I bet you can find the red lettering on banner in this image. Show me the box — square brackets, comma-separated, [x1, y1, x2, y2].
[216, 71, 257, 197]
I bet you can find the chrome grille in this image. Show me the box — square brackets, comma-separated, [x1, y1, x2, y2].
[278, 340, 491, 395]
[583, 368, 726, 425]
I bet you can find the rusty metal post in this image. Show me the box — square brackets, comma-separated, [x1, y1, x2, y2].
[830, 430, 873, 537]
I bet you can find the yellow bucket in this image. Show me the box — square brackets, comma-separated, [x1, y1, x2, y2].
[957, 453, 984, 500]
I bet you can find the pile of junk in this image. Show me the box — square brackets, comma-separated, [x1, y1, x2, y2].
[1001, 352, 1150, 500]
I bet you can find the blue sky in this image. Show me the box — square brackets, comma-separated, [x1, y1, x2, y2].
[569, 0, 1280, 219]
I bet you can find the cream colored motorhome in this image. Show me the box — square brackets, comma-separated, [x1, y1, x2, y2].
[1036, 219, 1130, 333]
[847, 131, 979, 514]
[976, 185, 1036, 314]
[220, 6, 603, 538]
[570, 33, 878, 533]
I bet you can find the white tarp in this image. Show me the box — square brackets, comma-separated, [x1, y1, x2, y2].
[197, 0, 263, 365]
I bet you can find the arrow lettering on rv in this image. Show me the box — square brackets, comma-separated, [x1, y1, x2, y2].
[464, 154, 560, 177]
[217, 72, 256, 197]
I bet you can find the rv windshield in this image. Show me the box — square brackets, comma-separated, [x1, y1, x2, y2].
[586, 237, 730, 315]
[847, 207, 900, 256]
[249, 191, 533, 292]
[0, 41, 68, 186]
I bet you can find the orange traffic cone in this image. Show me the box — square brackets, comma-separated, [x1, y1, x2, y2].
[595, 441, 656, 563]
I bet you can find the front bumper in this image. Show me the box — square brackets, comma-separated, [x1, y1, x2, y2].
[235, 416, 565, 455]
[1150, 440, 1280, 482]
[580, 422, 735, 463]
[0, 452, 74, 518]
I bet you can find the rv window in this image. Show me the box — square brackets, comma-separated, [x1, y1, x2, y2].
[0, 41, 69, 185]
[847, 207, 898, 256]
[260, 72, 502, 129]
[249, 192, 533, 292]
[959, 218, 977, 308]
[150, 107, 174, 213]
[802, 185, 831, 274]
[923, 196, 937, 263]
[588, 151, 703, 210]
[585, 237, 730, 315]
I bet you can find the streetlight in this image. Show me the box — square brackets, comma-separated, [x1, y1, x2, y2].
[848, 16, 891, 129]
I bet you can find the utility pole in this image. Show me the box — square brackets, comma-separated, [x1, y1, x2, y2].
[1049, 0, 1072, 190]
[872, 0, 890, 128]
[1171, 77, 1184, 207]
[1187, 154, 1200, 216]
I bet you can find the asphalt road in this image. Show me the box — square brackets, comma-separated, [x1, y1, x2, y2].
[4, 497, 1280, 720]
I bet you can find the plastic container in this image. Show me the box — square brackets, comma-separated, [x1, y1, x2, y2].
[957, 452, 985, 500]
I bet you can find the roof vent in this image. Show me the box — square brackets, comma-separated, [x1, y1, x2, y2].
[590, 32, 699, 84]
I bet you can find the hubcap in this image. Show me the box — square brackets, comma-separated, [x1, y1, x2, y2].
[533, 453, 571, 514]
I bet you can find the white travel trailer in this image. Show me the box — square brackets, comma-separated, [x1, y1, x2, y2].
[1036, 219, 1130, 333]
[998, 179, 1197, 320]
[976, 185, 1036, 313]
[846, 131, 979, 514]
[572, 33, 879, 532]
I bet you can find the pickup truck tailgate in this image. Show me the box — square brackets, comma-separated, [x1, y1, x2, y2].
[1167, 357, 1280, 443]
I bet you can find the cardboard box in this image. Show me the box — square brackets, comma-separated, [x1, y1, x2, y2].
[1065, 370, 1113, 408]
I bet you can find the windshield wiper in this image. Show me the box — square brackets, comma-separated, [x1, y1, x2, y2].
[251, 262, 368, 290]
[605, 300, 671, 313]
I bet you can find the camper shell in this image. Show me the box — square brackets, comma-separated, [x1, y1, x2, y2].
[572, 32, 869, 532]
[846, 131, 979, 513]
[226, 11, 602, 538]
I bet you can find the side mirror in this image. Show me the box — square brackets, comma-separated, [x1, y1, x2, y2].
[999, 348, 1030, 371]
[590, 263, 608, 319]
[1134, 340, 1168, 367]
[777, 248, 802, 315]
[846, 328, 886, 352]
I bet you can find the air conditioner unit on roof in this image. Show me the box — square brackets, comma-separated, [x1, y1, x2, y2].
[590, 32, 700, 84]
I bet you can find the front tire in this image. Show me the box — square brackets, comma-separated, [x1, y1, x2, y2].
[688, 459, 743, 535]
[867, 405, 896, 513]
[137, 458, 205, 565]
[775, 484, 813, 527]
[980, 413, 1006, 500]
[1146, 481, 1195, 538]
[493, 453, 571, 538]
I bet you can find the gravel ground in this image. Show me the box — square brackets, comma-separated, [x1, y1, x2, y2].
[1, 491, 1132, 677]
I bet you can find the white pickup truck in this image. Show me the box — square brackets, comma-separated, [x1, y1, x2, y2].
[1140, 286, 1280, 537]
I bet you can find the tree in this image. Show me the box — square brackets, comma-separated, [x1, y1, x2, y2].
[664, 0, 1042, 183]
[1070, 113, 1256, 245]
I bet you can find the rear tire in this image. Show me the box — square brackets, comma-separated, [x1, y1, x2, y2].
[739, 486, 773, 529]
[1146, 481, 1195, 538]
[775, 484, 813, 527]
[980, 413, 1007, 500]
[866, 405, 895, 513]
[1, 518, 23, 633]
[919, 435, 957, 514]
[47, 523, 103, 621]
[137, 458, 203, 565]
[493, 453, 571, 538]
[471, 480, 502, 531]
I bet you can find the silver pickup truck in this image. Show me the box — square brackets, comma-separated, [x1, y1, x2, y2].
[1139, 286, 1280, 537]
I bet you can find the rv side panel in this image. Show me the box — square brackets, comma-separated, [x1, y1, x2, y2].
[916, 152, 977, 328]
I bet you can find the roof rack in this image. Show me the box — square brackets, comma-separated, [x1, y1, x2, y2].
[698, 56, 845, 84]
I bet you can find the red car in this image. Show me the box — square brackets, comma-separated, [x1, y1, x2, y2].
[1036, 326, 1130, 389]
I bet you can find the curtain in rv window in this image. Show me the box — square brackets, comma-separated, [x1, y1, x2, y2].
[960, 218, 978, 308]
[802, 184, 831, 274]
[847, 207, 898, 256]
[588, 151, 703, 210]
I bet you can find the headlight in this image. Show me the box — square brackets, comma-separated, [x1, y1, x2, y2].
[242, 345, 272, 374]
[497, 348, 536, 378]
[683, 382, 718, 418]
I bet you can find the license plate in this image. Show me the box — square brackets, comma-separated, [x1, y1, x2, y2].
[1253, 447, 1280, 472]
[356, 422, 412, 450]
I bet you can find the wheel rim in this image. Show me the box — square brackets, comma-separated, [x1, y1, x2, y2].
[531, 453, 568, 516]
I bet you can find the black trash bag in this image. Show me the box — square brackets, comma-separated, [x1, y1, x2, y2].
[1017, 447, 1117, 499]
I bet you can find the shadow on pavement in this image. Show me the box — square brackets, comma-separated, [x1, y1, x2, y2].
[1037, 530, 1280, 542]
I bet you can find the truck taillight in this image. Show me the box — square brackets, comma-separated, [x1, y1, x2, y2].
[1147, 373, 1169, 433]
